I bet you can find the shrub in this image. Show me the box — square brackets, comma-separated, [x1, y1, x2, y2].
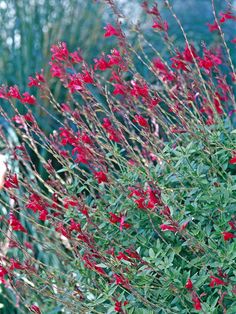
[0, 0, 236, 313]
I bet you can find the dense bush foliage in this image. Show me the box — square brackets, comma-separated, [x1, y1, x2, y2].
[0, 0, 236, 313]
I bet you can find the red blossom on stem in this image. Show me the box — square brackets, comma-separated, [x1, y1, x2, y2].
[185, 278, 193, 289]
[219, 11, 236, 23]
[51, 42, 69, 61]
[94, 57, 111, 71]
[21, 92, 36, 105]
[207, 21, 220, 32]
[4, 174, 19, 189]
[152, 20, 168, 32]
[222, 231, 235, 241]
[160, 224, 178, 232]
[209, 275, 228, 287]
[0, 265, 8, 284]
[102, 118, 121, 142]
[29, 305, 42, 314]
[228, 220, 236, 230]
[28, 72, 45, 87]
[104, 24, 120, 37]
[8, 86, 21, 99]
[113, 273, 130, 288]
[191, 292, 202, 311]
[114, 300, 128, 313]
[9, 213, 27, 233]
[10, 258, 25, 271]
[133, 115, 149, 128]
[198, 49, 222, 71]
[109, 212, 131, 230]
[229, 156, 236, 164]
[131, 81, 149, 99]
[69, 50, 83, 63]
[94, 171, 108, 184]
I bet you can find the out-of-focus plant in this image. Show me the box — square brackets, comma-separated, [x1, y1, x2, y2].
[0, 0, 108, 87]
[0, 0, 236, 313]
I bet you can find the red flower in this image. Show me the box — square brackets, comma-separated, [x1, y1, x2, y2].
[142, 2, 159, 16]
[8, 86, 21, 99]
[192, 293, 202, 311]
[55, 222, 69, 238]
[0, 266, 8, 284]
[109, 212, 121, 224]
[219, 11, 236, 23]
[67, 74, 83, 93]
[207, 21, 220, 32]
[119, 215, 131, 231]
[231, 38, 236, 44]
[185, 278, 193, 289]
[114, 301, 122, 313]
[113, 83, 126, 95]
[198, 49, 222, 71]
[109, 213, 131, 230]
[131, 81, 149, 99]
[229, 156, 236, 164]
[63, 198, 79, 209]
[222, 231, 235, 241]
[160, 205, 171, 217]
[113, 274, 130, 288]
[214, 96, 224, 115]
[9, 213, 27, 233]
[146, 188, 161, 209]
[107, 49, 124, 68]
[70, 219, 81, 233]
[182, 44, 197, 63]
[10, 258, 25, 271]
[152, 20, 168, 32]
[116, 252, 131, 262]
[28, 72, 45, 87]
[81, 70, 94, 84]
[4, 174, 19, 189]
[160, 224, 178, 232]
[209, 275, 227, 287]
[114, 300, 128, 313]
[228, 221, 236, 230]
[180, 220, 189, 231]
[94, 57, 111, 71]
[69, 51, 83, 63]
[49, 62, 65, 78]
[133, 115, 149, 128]
[94, 171, 108, 184]
[24, 112, 35, 123]
[171, 53, 189, 71]
[134, 197, 146, 209]
[125, 248, 141, 260]
[29, 305, 41, 314]
[0, 86, 8, 99]
[102, 118, 121, 142]
[231, 72, 236, 82]
[24, 241, 33, 250]
[153, 58, 175, 81]
[51, 42, 69, 61]
[153, 58, 167, 72]
[39, 209, 48, 222]
[104, 24, 120, 37]
[0, 266, 8, 277]
[21, 92, 36, 105]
